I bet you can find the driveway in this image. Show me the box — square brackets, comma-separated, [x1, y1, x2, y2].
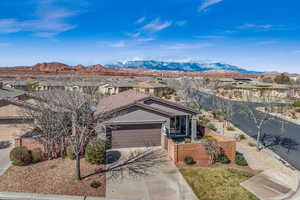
[0, 143, 12, 176]
[106, 148, 198, 200]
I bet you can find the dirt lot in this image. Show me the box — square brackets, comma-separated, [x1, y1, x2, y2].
[0, 158, 106, 197]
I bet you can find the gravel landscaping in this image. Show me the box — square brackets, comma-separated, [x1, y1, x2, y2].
[0, 158, 105, 197]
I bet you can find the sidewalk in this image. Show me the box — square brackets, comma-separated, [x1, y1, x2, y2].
[0, 192, 125, 200]
[210, 118, 300, 191]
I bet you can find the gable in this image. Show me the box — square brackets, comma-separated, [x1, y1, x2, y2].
[105, 105, 169, 124]
[143, 99, 195, 116]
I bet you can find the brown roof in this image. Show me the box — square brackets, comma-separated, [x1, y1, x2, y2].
[95, 89, 201, 116]
[95, 90, 149, 115]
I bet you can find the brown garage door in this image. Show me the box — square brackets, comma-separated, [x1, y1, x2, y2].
[111, 123, 162, 148]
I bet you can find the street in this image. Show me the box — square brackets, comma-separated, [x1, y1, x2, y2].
[196, 91, 300, 170]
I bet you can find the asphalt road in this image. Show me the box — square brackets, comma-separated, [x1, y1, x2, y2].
[195, 91, 300, 170]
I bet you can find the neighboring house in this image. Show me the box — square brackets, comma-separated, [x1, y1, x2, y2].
[0, 82, 33, 124]
[98, 81, 134, 95]
[134, 82, 174, 97]
[99, 80, 174, 97]
[94, 90, 201, 149]
[218, 82, 300, 101]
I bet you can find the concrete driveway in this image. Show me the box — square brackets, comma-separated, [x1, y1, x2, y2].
[0, 143, 12, 176]
[106, 148, 198, 200]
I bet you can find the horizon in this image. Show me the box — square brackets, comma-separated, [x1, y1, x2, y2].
[0, 0, 300, 73]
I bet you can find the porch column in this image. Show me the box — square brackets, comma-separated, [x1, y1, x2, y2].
[191, 115, 197, 141]
[185, 115, 189, 136]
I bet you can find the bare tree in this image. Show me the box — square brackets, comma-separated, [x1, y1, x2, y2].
[240, 95, 278, 151]
[24, 89, 97, 180]
[201, 138, 221, 164]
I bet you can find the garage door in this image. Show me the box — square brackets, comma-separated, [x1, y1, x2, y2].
[111, 123, 162, 148]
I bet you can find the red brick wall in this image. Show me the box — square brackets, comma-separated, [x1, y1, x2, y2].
[162, 131, 236, 165]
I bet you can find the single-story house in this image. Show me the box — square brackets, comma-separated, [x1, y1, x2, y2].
[94, 90, 201, 149]
[134, 82, 174, 97]
[0, 83, 33, 124]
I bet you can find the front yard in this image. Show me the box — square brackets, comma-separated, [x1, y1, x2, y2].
[0, 158, 105, 197]
[180, 167, 259, 200]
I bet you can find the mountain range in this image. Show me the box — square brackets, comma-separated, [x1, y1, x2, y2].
[106, 60, 262, 74]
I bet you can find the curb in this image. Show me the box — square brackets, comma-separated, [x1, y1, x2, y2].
[0, 192, 125, 200]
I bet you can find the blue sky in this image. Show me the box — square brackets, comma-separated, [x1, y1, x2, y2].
[0, 0, 300, 73]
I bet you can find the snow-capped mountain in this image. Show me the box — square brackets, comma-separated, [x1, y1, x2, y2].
[106, 60, 261, 74]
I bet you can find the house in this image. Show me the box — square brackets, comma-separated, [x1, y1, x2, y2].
[98, 81, 135, 95]
[133, 82, 174, 97]
[94, 90, 201, 149]
[0, 83, 31, 123]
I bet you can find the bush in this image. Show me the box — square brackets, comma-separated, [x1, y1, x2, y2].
[184, 156, 195, 165]
[198, 117, 210, 127]
[85, 140, 106, 164]
[235, 155, 248, 166]
[227, 126, 235, 131]
[10, 147, 32, 166]
[293, 100, 300, 107]
[66, 146, 75, 160]
[212, 110, 222, 119]
[202, 135, 215, 140]
[207, 123, 217, 131]
[90, 180, 102, 188]
[31, 148, 44, 163]
[236, 134, 246, 141]
[248, 142, 256, 147]
[216, 154, 230, 164]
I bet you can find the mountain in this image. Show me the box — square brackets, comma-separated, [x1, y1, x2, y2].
[106, 60, 262, 74]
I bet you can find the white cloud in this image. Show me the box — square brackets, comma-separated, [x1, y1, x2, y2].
[127, 32, 141, 38]
[142, 18, 172, 32]
[198, 0, 223, 12]
[239, 23, 273, 31]
[136, 38, 155, 42]
[293, 50, 300, 54]
[163, 43, 212, 50]
[135, 17, 146, 24]
[195, 35, 224, 39]
[108, 41, 126, 48]
[0, 1, 80, 37]
[175, 20, 187, 26]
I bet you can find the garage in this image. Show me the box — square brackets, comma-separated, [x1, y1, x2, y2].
[110, 123, 162, 149]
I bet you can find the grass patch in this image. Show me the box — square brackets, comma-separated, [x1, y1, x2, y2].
[180, 168, 258, 200]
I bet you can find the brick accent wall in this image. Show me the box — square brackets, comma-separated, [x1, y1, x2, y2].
[161, 130, 236, 165]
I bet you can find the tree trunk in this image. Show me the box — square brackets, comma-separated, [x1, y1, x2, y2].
[75, 153, 81, 180]
[256, 128, 261, 151]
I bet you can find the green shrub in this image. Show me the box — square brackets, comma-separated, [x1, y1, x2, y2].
[184, 156, 195, 165]
[10, 147, 32, 166]
[207, 123, 217, 131]
[216, 154, 230, 164]
[212, 109, 222, 119]
[202, 135, 215, 140]
[66, 146, 75, 160]
[31, 148, 44, 163]
[198, 117, 210, 127]
[85, 140, 106, 164]
[293, 100, 300, 107]
[227, 126, 235, 131]
[235, 155, 248, 166]
[90, 180, 102, 188]
[236, 134, 246, 141]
